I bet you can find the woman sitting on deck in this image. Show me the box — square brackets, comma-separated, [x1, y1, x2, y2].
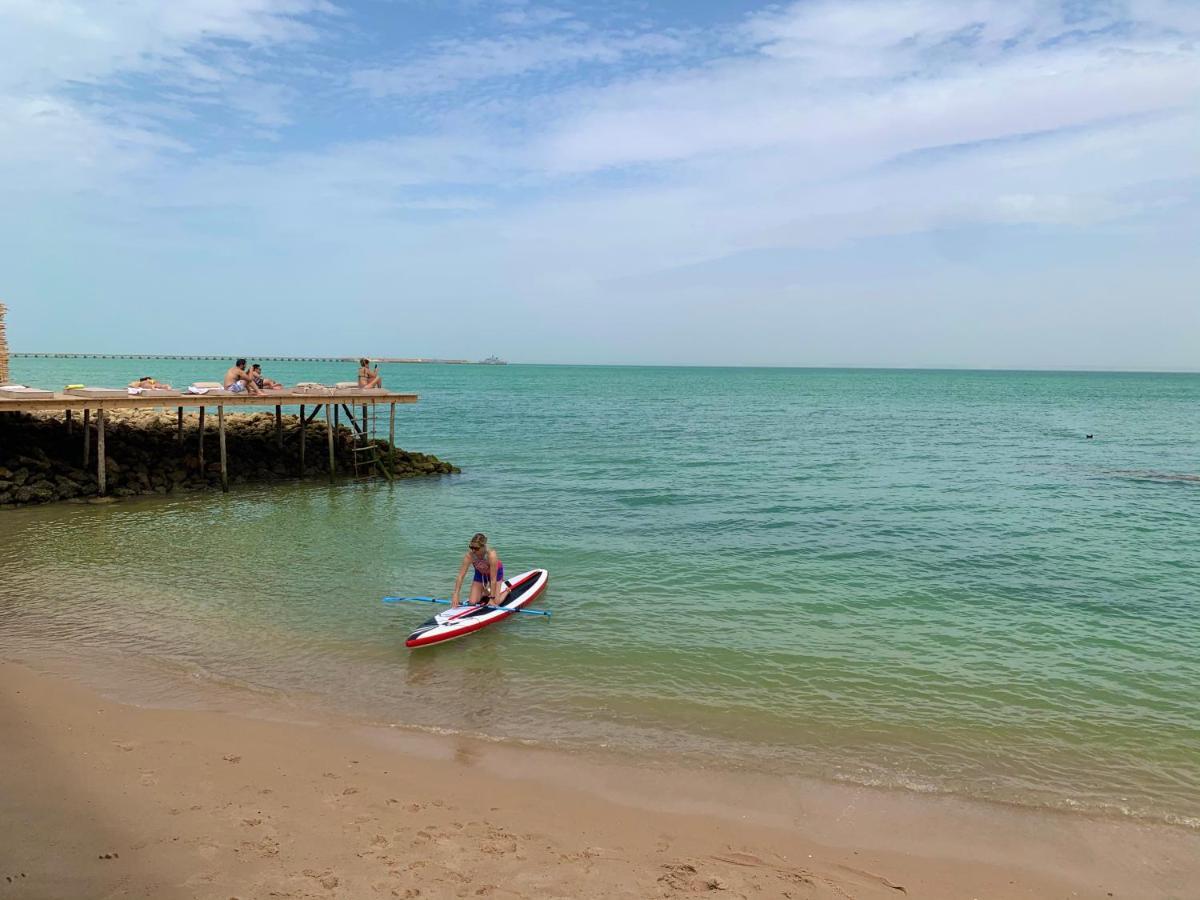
[358, 358, 383, 389]
[250, 364, 283, 391]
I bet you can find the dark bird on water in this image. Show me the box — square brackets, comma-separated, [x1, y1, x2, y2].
[1086, 434, 1094, 439]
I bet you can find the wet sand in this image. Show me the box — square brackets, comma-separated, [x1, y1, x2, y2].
[1, 660, 1197, 899]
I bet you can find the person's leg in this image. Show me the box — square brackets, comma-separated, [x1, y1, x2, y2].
[469, 581, 484, 606]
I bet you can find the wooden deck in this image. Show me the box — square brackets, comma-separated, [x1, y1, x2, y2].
[0, 388, 419, 495]
[0, 388, 417, 413]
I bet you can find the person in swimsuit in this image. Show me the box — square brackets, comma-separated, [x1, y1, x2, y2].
[450, 532, 506, 608]
[223, 358, 260, 394]
[358, 358, 383, 389]
[128, 376, 174, 390]
[249, 364, 283, 390]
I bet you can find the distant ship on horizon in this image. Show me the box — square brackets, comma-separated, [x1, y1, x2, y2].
[479, 355, 508, 365]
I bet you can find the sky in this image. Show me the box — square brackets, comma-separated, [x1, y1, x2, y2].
[0, 0, 1197, 368]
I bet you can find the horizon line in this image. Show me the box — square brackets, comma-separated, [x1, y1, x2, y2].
[9, 351, 1199, 376]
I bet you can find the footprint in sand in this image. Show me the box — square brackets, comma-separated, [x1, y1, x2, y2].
[302, 867, 340, 890]
[222, 754, 241, 764]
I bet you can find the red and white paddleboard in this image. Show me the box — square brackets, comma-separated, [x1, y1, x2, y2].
[405, 568, 549, 649]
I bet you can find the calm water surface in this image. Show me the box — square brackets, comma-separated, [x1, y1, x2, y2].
[2, 359, 1198, 827]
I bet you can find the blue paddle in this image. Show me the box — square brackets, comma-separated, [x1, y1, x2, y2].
[382, 596, 552, 617]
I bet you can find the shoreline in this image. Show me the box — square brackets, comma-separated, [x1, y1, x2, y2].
[3, 658, 1197, 899]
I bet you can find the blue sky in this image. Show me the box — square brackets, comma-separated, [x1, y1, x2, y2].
[1, 0, 1197, 368]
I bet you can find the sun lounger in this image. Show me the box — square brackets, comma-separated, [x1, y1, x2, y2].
[334, 381, 386, 393]
[0, 385, 54, 399]
[127, 387, 185, 397]
[294, 382, 333, 394]
[64, 387, 128, 399]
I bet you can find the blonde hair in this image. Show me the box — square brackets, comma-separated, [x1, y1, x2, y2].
[468, 533, 487, 551]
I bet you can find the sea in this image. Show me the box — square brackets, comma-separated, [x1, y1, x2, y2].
[2, 358, 1198, 829]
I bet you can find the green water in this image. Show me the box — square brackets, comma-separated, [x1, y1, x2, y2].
[2, 359, 1198, 827]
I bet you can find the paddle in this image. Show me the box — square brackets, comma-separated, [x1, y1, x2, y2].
[381, 596, 552, 617]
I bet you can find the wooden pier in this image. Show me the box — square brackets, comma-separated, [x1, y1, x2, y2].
[0, 388, 417, 496]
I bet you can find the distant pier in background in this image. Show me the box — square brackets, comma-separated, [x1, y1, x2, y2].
[12, 353, 481, 364]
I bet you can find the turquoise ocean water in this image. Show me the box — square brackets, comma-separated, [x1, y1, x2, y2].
[2, 358, 1198, 828]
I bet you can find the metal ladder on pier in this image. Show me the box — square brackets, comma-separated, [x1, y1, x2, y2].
[345, 402, 392, 482]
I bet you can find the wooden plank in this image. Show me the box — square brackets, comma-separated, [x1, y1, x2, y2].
[218, 405, 229, 493]
[303, 404, 322, 426]
[82, 409, 90, 466]
[325, 403, 336, 483]
[97, 409, 106, 496]
[299, 404, 306, 476]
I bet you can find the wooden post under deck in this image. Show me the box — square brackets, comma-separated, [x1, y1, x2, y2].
[299, 404, 306, 476]
[82, 409, 90, 465]
[275, 405, 282, 449]
[325, 403, 336, 483]
[96, 409, 106, 495]
[388, 402, 396, 471]
[198, 406, 205, 475]
[218, 405, 229, 493]
[65, 409, 73, 434]
[177, 407, 183, 444]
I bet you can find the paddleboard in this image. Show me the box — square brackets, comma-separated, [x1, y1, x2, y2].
[405, 568, 549, 649]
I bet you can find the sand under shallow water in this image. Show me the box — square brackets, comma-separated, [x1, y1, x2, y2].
[2, 660, 1197, 900]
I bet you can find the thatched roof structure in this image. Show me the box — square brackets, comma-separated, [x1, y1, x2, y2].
[0, 303, 8, 384]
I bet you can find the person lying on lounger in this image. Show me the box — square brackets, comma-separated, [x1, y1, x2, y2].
[250, 364, 283, 391]
[129, 376, 174, 390]
[223, 358, 261, 394]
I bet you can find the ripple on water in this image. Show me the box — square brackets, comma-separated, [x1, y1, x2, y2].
[2, 364, 1199, 828]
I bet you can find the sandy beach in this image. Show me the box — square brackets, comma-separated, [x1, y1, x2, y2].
[2, 660, 1197, 900]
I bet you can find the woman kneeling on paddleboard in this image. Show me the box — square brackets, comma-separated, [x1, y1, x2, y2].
[451, 533, 506, 608]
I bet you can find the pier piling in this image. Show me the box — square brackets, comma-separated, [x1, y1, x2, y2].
[198, 407, 205, 474]
[82, 409, 90, 466]
[217, 405, 228, 493]
[275, 405, 282, 449]
[325, 404, 336, 483]
[299, 404, 306, 476]
[389, 403, 396, 471]
[96, 409, 106, 495]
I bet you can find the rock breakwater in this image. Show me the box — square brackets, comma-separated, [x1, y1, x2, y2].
[0, 409, 459, 507]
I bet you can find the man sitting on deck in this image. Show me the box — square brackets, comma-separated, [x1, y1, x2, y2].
[223, 359, 261, 394]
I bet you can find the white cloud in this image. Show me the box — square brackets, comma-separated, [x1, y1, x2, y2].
[2, 0, 1198, 366]
[352, 30, 686, 98]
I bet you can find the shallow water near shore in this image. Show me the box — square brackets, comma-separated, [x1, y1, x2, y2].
[2, 359, 1199, 829]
